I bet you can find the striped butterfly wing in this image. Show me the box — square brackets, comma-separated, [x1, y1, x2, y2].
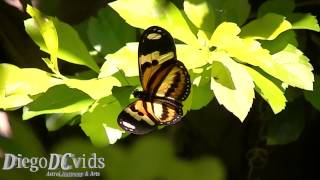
[118, 99, 183, 134]
[150, 99, 183, 125]
[154, 60, 190, 101]
[118, 26, 191, 134]
[117, 100, 157, 135]
[138, 26, 191, 101]
[138, 26, 177, 93]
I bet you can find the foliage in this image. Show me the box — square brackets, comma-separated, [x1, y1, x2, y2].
[0, 0, 319, 146]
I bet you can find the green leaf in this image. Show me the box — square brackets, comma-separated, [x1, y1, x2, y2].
[287, 13, 320, 32]
[0, 64, 61, 109]
[210, 23, 314, 90]
[26, 5, 59, 70]
[109, 0, 199, 47]
[240, 13, 292, 40]
[270, 44, 314, 90]
[189, 66, 214, 110]
[64, 76, 121, 100]
[261, 30, 298, 54]
[23, 85, 94, 120]
[210, 51, 254, 121]
[0, 95, 32, 110]
[0, 64, 59, 96]
[183, 0, 216, 35]
[101, 43, 139, 77]
[88, 6, 136, 55]
[304, 75, 320, 111]
[42, 57, 56, 73]
[80, 96, 124, 146]
[111, 71, 141, 87]
[102, 43, 208, 78]
[257, 0, 295, 17]
[112, 86, 136, 107]
[176, 44, 209, 69]
[24, 18, 99, 72]
[267, 100, 304, 145]
[207, 0, 250, 27]
[211, 61, 234, 89]
[183, 0, 250, 35]
[209, 22, 241, 47]
[45, 112, 80, 131]
[190, 84, 214, 110]
[244, 66, 286, 114]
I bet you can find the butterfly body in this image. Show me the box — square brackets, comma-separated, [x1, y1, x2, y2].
[117, 26, 190, 135]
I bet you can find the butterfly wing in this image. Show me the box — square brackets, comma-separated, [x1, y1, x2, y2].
[138, 26, 177, 92]
[154, 60, 190, 101]
[117, 100, 157, 135]
[138, 26, 191, 101]
[150, 99, 183, 125]
[118, 26, 191, 134]
[117, 99, 183, 134]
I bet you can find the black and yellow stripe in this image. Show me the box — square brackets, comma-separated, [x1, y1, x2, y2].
[117, 26, 191, 135]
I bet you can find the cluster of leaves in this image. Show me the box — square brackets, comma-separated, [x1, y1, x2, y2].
[0, 0, 320, 146]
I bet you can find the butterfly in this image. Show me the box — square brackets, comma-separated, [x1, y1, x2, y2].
[117, 26, 191, 135]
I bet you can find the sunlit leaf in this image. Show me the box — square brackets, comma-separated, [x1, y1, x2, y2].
[26, 5, 58, 68]
[287, 13, 320, 32]
[101, 43, 139, 77]
[240, 13, 292, 40]
[0, 95, 32, 110]
[88, 6, 136, 55]
[210, 23, 314, 90]
[270, 44, 314, 90]
[257, 0, 295, 17]
[24, 17, 100, 72]
[0, 63, 59, 96]
[109, 0, 199, 47]
[267, 101, 304, 145]
[210, 52, 254, 121]
[42, 57, 56, 73]
[0, 64, 61, 109]
[209, 22, 241, 47]
[183, 0, 216, 34]
[64, 77, 121, 100]
[80, 96, 124, 146]
[23, 85, 94, 120]
[111, 71, 141, 87]
[304, 75, 320, 111]
[196, 29, 209, 47]
[244, 66, 286, 114]
[102, 43, 209, 79]
[176, 44, 209, 69]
